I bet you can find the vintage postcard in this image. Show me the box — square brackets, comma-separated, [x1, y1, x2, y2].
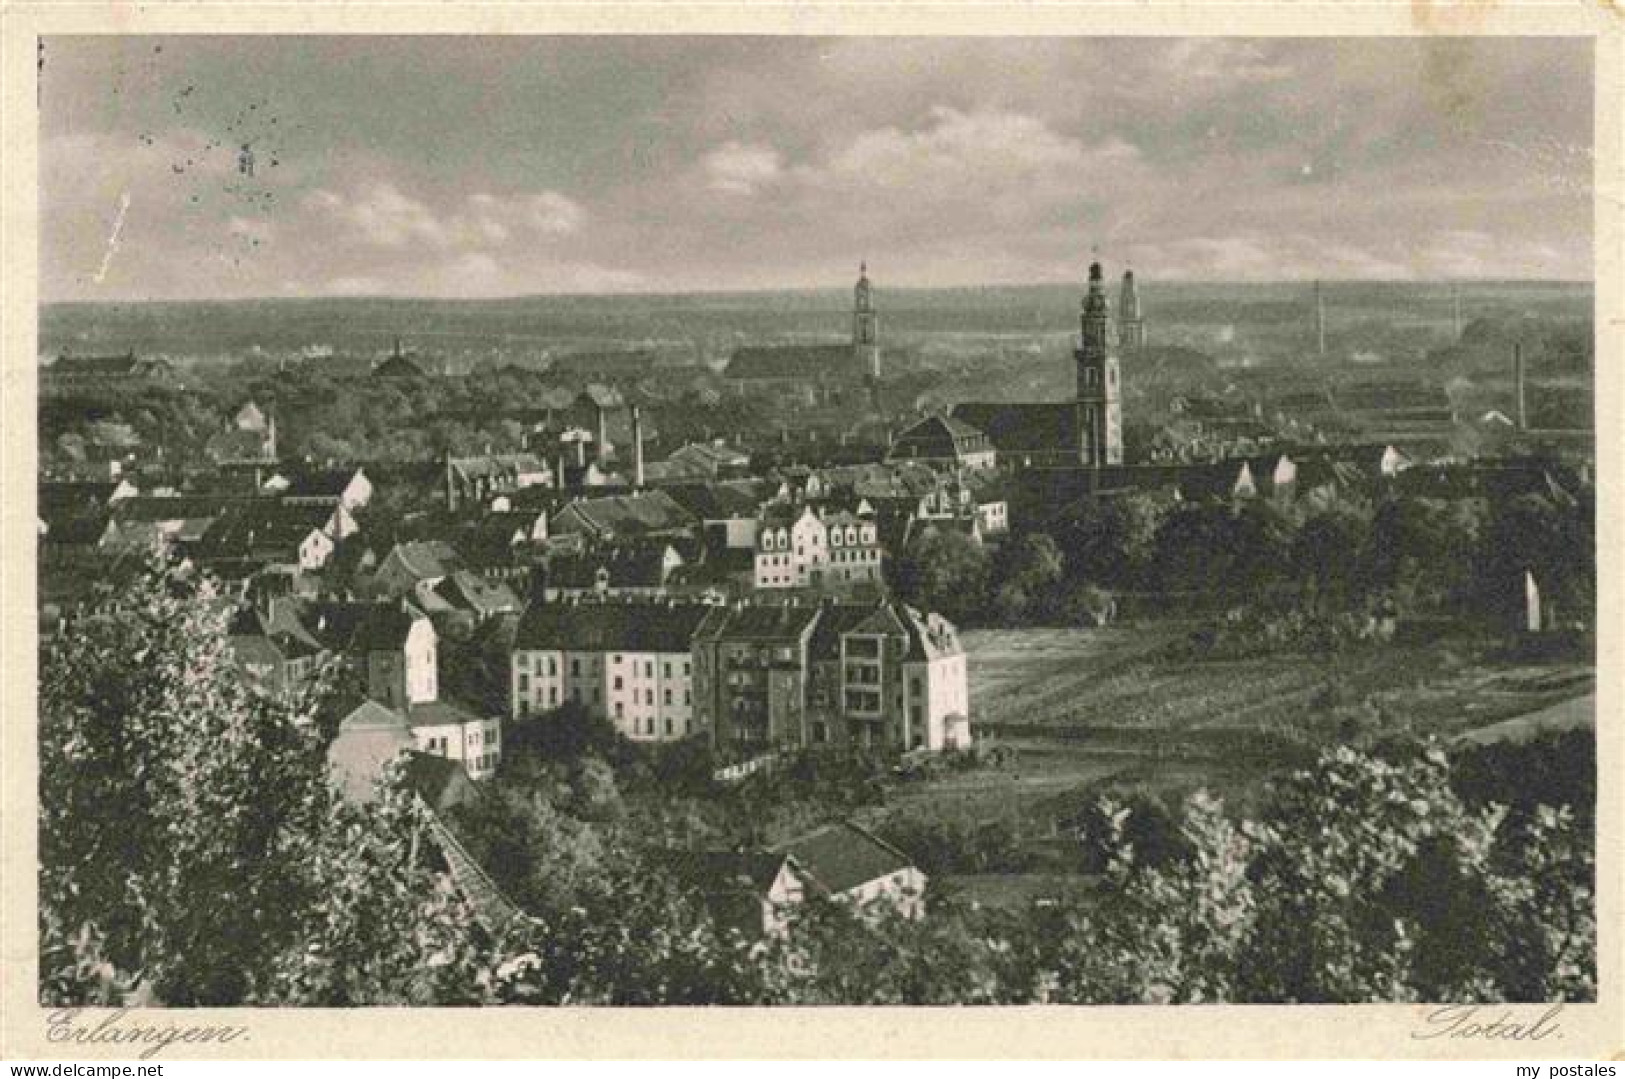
[1, 1, 1619, 1062]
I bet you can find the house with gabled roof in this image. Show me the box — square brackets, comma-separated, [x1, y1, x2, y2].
[547, 489, 697, 546]
[369, 539, 464, 598]
[653, 849, 809, 938]
[48, 352, 175, 385]
[885, 414, 997, 471]
[775, 821, 926, 921]
[278, 466, 373, 512]
[196, 500, 337, 572]
[658, 820, 925, 937]
[352, 601, 502, 780]
[432, 569, 522, 621]
[226, 599, 329, 699]
[542, 542, 684, 602]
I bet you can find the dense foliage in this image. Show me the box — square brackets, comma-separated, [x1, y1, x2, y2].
[39, 556, 492, 1006]
[892, 468, 1591, 644]
[40, 558, 1594, 1006]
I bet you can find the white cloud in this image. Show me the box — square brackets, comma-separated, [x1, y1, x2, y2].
[526, 191, 585, 235]
[338, 182, 451, 249]
[823, 107, 1112, 184]
[306, 183, 585, 251]
[704, 141, 784, 194]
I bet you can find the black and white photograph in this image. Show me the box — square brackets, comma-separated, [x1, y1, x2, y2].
[8, 15, 1614, 1052]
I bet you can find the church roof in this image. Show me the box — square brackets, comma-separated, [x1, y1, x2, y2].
[726, 344, 856, 381]
[949, 402, 1080, 457]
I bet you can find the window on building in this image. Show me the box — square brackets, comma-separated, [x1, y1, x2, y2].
[615, 702, 624, 719]
[519, 673, 530, 692]
[571, 658, 581, 676]
[664, 688, 672, 705]
[614, 676, 623, 690]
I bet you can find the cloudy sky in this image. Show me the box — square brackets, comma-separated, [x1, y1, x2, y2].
[40, 36, 1592, 301]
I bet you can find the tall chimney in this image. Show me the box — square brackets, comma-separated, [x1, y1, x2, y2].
[556, 452, 569, 493]
[445, 454, 457, 512]
[575, 436, 588, 469]
[1514, 343, 1527, 431]
[1314, 280, 1326, 357]
[631, 406, 646, 489]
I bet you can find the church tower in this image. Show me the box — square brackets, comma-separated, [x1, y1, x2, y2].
[853, 262, 880, 380]
[1075, 261, 1123, 467]
[1118, 270, 1145, 348]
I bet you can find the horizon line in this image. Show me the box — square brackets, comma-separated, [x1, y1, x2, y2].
[41, 275, 1597, 307]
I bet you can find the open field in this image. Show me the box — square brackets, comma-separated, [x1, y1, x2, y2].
[872, 625, 1594, 838]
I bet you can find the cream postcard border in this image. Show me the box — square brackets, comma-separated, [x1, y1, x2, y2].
[1, 1, 1619, 1061]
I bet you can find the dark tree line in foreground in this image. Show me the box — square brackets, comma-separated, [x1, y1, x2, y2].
[41, 558, 1594, 1006]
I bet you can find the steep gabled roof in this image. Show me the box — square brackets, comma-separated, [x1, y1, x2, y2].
[199, 500, 333, 557]
[662, 481, 765, 521]
[383, 539, 463, 581]
[434, 569, 521, 616]
[774, 821, 919, 896]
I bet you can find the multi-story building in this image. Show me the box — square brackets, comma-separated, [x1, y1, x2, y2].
[753, 504, 882, 591]
[805, 601, 970, 752]
[692, 603, 821, 755]
[349, 602, 502, 780]
[694, 599, 970, 755]
[509, 601, 713, 742]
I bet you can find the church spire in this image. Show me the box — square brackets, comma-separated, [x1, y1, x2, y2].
[1118, 269, 1145, 348]
[853, 261, 880, 380]
[1075, 259, 1123, 468]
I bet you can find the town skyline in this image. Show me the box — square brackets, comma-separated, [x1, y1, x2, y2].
[41, 36, 1592, 303]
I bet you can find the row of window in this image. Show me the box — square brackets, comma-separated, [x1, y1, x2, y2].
[623, 715, 686, 738]
[614, 698, 691, 722]
[516, 653, 692, 678]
